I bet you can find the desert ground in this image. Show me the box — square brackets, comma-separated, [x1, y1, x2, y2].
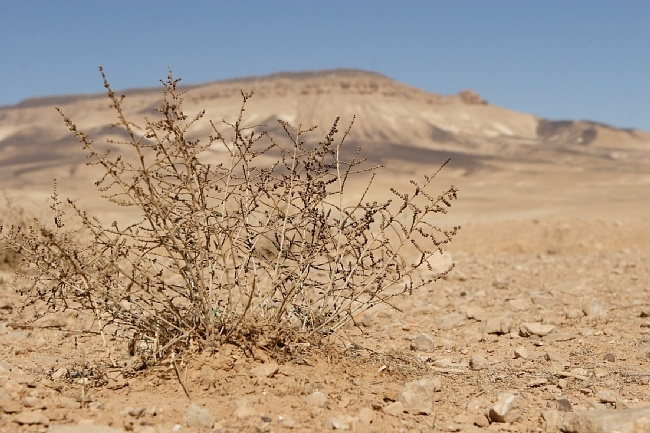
[1, 71, 649, 432]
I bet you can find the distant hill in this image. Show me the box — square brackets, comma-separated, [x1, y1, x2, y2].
[1, 68, 649, 189]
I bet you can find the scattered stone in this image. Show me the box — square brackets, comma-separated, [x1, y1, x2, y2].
[0, 360, 12, 373]
[508, 298, 530, 311]
[582, 301, 607, 318]
[0, 399, 22, 414]
[556, 398, 573, 412]
[545, 351, 567, 364]
[55, 395, 81, 409]
[232, 399, 257, 419]
[125, 406, 146, 418]
[520, 322, 555, 337]
[398, 378, 441, 415]
[541, 410, 561, 430]
[22, 396, 46, 409]
[484, 316, 512, 334]
[185, 402, 214, 428]
[527, 377, 548, 387]
[492, 276, 509, 289]
[471, 412, 490, 428]
[328, 415, 355, 430]
[278, 416, 296, 429]
[531, 295, 557, 308]
[249, 362, 279, 379]
[562, 407, 650, 433]
[88, 401, 104, 411]
[469, 355, 490, 370]
[437, 313, 466, 330]
[513, 346, 529, 359]
[565, 308, 585, 320]
[122, 417, 135, 431]
[305, 391, 328, 408]
[410, 333, 435, 352]
[464, 306, 484, 320]
[544, 333, 575, 342]
[570, 367, 590, 378]
[426, 251, 454, 276]
[383, 401, 405, 416]
[48, 426, 127, 433]
[357, 407, 375, 424]
[0, 388, 10, 400]
[14, 410, 49, 425]
[51, 368, 68, 381]
[596, 389, 620, 404]
[603, 352, 616, 362]
[0, 298, 13, 311]
[382, 383, 402, 402]
[357, 312, 373, 328]
[488, 392, 521, 423]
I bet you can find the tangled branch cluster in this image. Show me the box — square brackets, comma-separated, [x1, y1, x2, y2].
[1, 68, 459, 367]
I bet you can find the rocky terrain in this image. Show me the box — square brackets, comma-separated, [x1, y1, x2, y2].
[1, 70, 649, 432]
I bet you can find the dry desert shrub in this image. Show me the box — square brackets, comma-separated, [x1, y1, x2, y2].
[0, 193, 27, 270]
[0, 68, 459, 368]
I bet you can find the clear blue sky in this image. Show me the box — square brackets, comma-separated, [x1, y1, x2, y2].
[1, 1, 649, 130]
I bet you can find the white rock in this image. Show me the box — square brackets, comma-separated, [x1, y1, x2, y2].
[14, 410, 49, 425]
[484, 316, 512, 334]
[513, 346, 529, 359]
[595, 389, 620, 404]
[562, 407, 650, 433]
[410, 333, 435, 352]
[398, 378, 441, 415]
[436, 313, 466, 330]
[383, 401, 405, 416]
[488, 392, 521, 423]
[249, 362, 279, 379]
[232, 399, 256, 419]
[469, 355, 490, 370]
[305, 391, 328, 408]
[185, 402, 214, 428]
[0, 399, 22, 414]
[279, 416, 296, 428]
[426, 251, 454, 277]
[357, 407, 375, 424]
[520, 322, 555, 337]
[545, 351, 567, 364]
[582, 301, 607, 318]
[48, 426, 127, 433]
[328, 415, 355, 430]
[541, 409, 561, 430]
[51, 368, 68, 381]
[492, 276, 509, 289]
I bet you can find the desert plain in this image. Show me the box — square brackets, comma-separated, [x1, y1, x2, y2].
[0, 70, 649, 432]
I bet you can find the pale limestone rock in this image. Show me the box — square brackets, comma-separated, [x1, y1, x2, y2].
[185, 402, 213, 428]
[398, 378, 441, 415]
[305, 391, 328, 408]
[562, 407, 650, 433]
[410, 333, 435, 352]
[488, 392, 522, 423]
[249, 362, 279, 379]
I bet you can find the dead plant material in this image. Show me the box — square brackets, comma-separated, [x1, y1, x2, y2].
[0, 67, 459, 369]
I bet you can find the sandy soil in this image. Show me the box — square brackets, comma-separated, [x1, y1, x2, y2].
[1, 150, 649, 433]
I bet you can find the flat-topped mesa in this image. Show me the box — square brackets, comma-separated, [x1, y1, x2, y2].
[188, 69, 449, 104]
